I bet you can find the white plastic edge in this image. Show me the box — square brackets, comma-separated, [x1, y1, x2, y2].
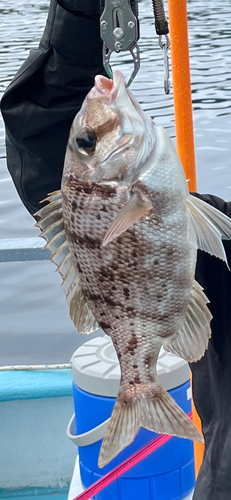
[67, 413, 110, 447]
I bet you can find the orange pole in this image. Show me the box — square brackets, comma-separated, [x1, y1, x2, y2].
[167, 0, 196, 192]
[190, 373, 204, 477]
[167, 0, 204, 477]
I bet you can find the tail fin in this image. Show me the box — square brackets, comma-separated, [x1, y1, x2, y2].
[98, 385, 203, 468]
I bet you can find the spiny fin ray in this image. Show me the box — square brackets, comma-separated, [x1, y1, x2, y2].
[34, 208, 63, 231]
[36, 190, 99, 334]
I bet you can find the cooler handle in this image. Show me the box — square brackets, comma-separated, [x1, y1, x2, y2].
[67, 413, 111, 447]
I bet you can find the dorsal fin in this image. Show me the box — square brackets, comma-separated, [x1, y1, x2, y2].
[35, 191, 99, 334]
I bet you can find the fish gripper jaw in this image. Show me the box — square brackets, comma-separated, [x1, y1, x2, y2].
[100, 0, 140, 87]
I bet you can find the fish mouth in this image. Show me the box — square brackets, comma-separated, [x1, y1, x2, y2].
[90, 71, 126, 105]
[90, 71, 134, 164]
[92, 72, 147, 125]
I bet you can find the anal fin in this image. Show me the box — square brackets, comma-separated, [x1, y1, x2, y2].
[164, 280, 212, 362]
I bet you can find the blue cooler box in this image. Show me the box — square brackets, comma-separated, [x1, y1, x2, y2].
[67, 337, 195, 500]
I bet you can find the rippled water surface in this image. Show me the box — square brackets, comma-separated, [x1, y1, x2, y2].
[0, 0, 230, 364]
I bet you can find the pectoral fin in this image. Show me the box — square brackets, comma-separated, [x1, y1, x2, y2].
[164, 280, 212, 362]
[35, 191, 99, 334]
[187, 194, 231, 267]
[102, 192, 153, 247]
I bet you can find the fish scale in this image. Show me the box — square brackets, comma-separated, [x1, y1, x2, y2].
[61, 174, 192, 379]
[36, 70, 231, 468]
[68, 188, 170, 298]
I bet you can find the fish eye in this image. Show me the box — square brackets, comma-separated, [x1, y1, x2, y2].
[74, 130, 97, 156]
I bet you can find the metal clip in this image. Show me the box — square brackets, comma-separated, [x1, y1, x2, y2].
[126, 43, 140, 87]
[100, 0, 140, 86]
[159, 34, 170, 94]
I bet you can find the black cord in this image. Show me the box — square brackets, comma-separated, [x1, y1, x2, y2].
[151, 0, 169, 36]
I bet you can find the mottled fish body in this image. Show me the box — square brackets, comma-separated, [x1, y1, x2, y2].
[36, 71, 231, 467]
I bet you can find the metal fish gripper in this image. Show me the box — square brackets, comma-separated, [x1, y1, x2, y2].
[100, 0, 140, 87]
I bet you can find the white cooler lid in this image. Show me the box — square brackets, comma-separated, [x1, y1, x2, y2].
[71, 336, 190, 397]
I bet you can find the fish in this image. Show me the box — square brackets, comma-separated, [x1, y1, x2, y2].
[35, 70, 231, 468]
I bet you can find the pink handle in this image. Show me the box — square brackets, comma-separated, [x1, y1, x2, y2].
[72, 411, 193, 500]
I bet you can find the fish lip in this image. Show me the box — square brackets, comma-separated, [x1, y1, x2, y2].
[91, 71, 126, 104]
[111, 70, 126, 100]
